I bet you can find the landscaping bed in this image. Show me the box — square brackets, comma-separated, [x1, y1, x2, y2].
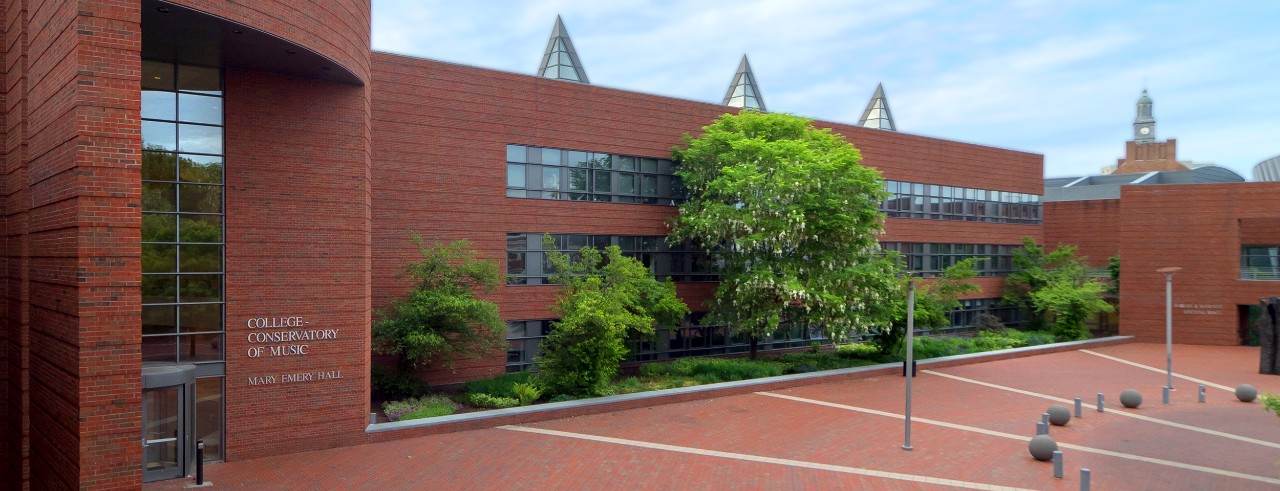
[376, 328, 1065, 423]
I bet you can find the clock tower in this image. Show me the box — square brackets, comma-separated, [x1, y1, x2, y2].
[1133, 89, 1155, 142]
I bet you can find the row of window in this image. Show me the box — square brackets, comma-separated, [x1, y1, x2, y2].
[1242, 245, 1280, 280]
[883, 180, 1042, 224]
[879, 242, 1018, 277]
[506, 144, 683, 204]
[506, 298, 1022, 372]
[505, 233, 718, 285]
[141, 59, 227, 367]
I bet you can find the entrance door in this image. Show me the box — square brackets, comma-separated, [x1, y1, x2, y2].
[142, 385, 185, 482]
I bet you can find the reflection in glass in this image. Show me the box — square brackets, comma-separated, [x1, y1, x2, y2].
[142, 91, 177, 120]
[142, 214, 176, 242]
[143, 151, 177, 181]
[142, 121, 177, 151]
[178, 184, 222, 214]
[141, 335, 176, 362]
[179, 215, 222, 243]
[178, 124, 223, 154]
[143, 305, 177, 334]
[142, 244, 177, 273]
[195, 378, 223, 461]
[177, 64, 221, 94]
[180, 275, 222, 303]
[178, 93, 222, 125]
[178, 155, 223, 184]
[142, 275, 177, 304]
[179, 245, 222, 273]
[179, 334, 223, 362]
[179, 304, 222, 333]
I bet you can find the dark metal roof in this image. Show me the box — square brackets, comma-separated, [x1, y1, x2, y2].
[1044, 166, 1246, 202]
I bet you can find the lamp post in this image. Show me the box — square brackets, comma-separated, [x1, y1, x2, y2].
[1157, 267, 1182, 390]
[903, 277, 915, 451]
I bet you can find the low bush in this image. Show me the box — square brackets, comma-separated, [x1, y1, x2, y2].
[462, 372, 531, 399]
[912, 329, 1061, 359]
[642, 357, 786, 383]
[381, 395, 459, 422]
[512, 382, 543, 406]
[463, 392, 520, 409]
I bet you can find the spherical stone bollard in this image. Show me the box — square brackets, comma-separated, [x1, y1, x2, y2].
[1120, 389, 1142, 408]
[1047, 404, 1071, 426]
[1236, 384, 1258, 403]
[1028, 435, 1058, 461]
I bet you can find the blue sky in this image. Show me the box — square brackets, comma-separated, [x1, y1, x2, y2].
[371, 0, 1280, 179]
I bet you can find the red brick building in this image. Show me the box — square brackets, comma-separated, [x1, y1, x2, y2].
[1044, 91, 1280, 346]
[0, 2, 1043, 488]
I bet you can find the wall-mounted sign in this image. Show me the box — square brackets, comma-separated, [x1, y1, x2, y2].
[1174, 303, 1223, 315]
[242, 315, 343, 387]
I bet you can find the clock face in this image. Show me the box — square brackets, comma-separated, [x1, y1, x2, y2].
[1140, 126, 1151, 135]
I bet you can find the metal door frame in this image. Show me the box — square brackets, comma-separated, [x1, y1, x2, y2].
[142, 364, 197, 482]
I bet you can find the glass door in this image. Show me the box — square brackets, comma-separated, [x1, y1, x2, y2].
[142, 385, 185, 482]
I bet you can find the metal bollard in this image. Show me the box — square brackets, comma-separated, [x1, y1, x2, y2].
[1052, 450, 1063, 479]
[1042, 412, 1050, 426]
[1199, 384, 1206, 403]
[1080, 468, 1091, 491]
[1036, 421, 1048, 435]
[371, 412, 377, 424]
[1074, 397, 1082, 418]
[1163, 386, 1170, 405]
[196, 440, 205, 485]
[1097, 392, 1105, 412]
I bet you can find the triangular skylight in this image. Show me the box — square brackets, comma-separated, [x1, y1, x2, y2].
[537, 16, 589, 83]
[722, 55, 766, 111]
[857, 83, 896, 131]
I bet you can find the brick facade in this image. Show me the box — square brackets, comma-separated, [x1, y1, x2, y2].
[2, 1, 1047, 487]
[368, 54, 1043, 386]
[1117, 183, 1280, 345]
[1043, 199, 1121, 268]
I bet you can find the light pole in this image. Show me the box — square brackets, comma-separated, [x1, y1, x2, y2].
[1157, 267, 1182, 390]
[903, 277, 915, 451]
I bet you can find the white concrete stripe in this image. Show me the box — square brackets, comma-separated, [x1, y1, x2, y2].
[1078, 349, 1235, 391]
[498, 425, 1033, 491]
[923, 369, 1280, 450]
[757, 392, 1280, 486]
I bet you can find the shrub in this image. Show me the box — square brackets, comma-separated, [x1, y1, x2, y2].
[512, 382, 543, 406]
[537, 242, 688, 396]
[371, 365, 422, 399]
[662, 357, 786, 382]
[1262, 394, 1280, 418]
[548, 394, 579, 403]
[833, 342, 880, 359]
[462, 372, 531, 399]
[381, 395, 459, 422]
[464, 393, 520, 409]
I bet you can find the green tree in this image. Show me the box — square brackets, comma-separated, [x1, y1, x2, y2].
[537, 240, 688, 396]
[372, 237, 506, 378]
[1002, 237, 1089, 330]
[870, 258, 983, 355]
[670, 111, 898, 358]
[1032, 277, 1114, 340]
[1106, 256, 1120, 296]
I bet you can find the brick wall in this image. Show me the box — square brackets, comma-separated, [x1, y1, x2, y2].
[1118, 183, 1280, 344]
[1043, 199, 1121, 268]
[2, 0, 143, 489]
[221, 69, 372, 460]
[368, 53, 1043, 385]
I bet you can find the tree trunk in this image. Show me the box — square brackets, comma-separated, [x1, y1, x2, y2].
[749, 335, 759, 360]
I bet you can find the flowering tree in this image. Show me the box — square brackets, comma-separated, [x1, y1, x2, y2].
[670, 111, 898, 358]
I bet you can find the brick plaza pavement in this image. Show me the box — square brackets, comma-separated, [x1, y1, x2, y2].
[148, 343, 1280, 490]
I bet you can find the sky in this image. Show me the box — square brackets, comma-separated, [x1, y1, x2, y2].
[370, 0, 1280, 179]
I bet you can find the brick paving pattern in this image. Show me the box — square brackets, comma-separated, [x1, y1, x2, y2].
[147, 343, 1280, 490]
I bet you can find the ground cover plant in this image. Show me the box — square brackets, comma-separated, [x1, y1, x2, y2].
[381, 395, 461, 422]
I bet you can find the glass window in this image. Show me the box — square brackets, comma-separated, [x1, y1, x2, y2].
[141, 335, 176, 363]
[178, 124, 222, 154]
[143, 91, 177, 120]
[180, 303, 222, 332]
[178, 184, 223, 214]
[180, 275, 222, 303]
[617, 173, 636, 194]
[179, 215, 223, 243]
[178, 93, 222, 125]
[507, 164, 526, 189]
[568, 168, 588, 191]
[142, 274, 177, 304]
[178, 155, 222, 183]
[143, 121, 177, 151]
[179, 245, 222, 273]
[506, 145, 527, 163]
[593, 170, 611, 194]
[641, 175, 658, 196]
[194, 377, 224, 461]
[618, 156, 636, 171]
[541, 148, 561, 166]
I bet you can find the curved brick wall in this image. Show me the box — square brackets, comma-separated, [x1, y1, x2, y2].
[168, 0, 371, 83]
